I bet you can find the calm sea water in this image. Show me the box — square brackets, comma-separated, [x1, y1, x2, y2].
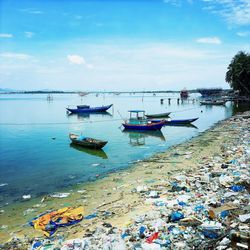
[0, 93, 247, 206]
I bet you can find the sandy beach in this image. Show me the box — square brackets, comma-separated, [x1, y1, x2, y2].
[0, 111, 249, 249]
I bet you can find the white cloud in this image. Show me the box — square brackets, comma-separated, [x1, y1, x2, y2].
[0, 52, 31, 60]
[196, 37, 222, 44]
[24, 32, 34, 38]
[29, 10, 43, 14]
[237, 31, 250, 37]
[67, 54, 86, 64]
[0, 33, 13, 38]
[202, 0, 250, 26]
[18, 9, 43, 14]
[67, 54, 93, 69]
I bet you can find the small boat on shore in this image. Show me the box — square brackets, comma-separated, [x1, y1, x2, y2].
[66, 104, 113, 114]
[151, 117, 198, 125]
[122, 110, 165, 131]
[69, 133, 108, 149]
[145, 112, 171, 118]
[200, 100, 226, 106]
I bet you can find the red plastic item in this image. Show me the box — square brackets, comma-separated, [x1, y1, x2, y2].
[146, 232, 159, 243]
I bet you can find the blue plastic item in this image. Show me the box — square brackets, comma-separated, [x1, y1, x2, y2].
[121, 232, 129, 239]
[194, 205, 205, 212]
[178, 201, 187, 206]
[32, 241, 42, 249]
[170, 211, 184, 222]
[139, 226, 147, 236]
[84, 213, 98, 219]
[203, 230, 219, 239]
[220, 210, 229, 218]
[230, 185, 245, 192]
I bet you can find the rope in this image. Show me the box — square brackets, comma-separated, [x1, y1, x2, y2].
[0, 118, 123, 126]
[0, 107, 202, 126]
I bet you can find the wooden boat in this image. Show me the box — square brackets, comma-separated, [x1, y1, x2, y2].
[200, 100, 226, 105]
[69, 133, 107, 149]
[145, 112, 171, 118]
[151, 117, 198, 125]
[122, 110, 165, 131]
[66, 104, 112, 114]
[70, 144, 108, 159]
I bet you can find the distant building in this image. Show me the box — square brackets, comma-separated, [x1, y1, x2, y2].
[180, 88, 189, 98]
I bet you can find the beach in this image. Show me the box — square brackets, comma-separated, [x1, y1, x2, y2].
[1, 111, 249, 249]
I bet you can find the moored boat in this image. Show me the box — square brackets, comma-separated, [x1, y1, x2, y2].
[69, 133, 108, 149]
[145, 112, 171, 118]
[151, 117, 198, 125]
[122, 110, 165, 131]
[200, 100, 226, 105]
[66, 104, 113, 114]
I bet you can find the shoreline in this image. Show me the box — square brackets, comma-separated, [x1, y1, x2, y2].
[0, 111, 249, 248]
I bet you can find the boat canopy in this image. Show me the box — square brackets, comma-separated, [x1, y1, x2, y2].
[128, 110, 145, 113]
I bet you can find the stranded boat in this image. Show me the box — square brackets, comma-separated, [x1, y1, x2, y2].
[69, 133, 108, 149]
[66, 104, 113, 114]
[122, 110, 165, 131]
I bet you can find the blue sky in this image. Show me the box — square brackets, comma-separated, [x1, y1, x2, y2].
[0, 0, 249, 91]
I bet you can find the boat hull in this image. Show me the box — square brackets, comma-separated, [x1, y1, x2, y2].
[67, 104, 112, 114]
[69, 134, 107, 149]
[145, 112, 171, 118]
[122, 120, 165, 131]
[151, 118, 198, 125]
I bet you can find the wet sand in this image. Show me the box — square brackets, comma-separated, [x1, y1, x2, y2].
[0, 111, 249, 245]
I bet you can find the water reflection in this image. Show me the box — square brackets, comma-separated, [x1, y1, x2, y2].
[123, 130, 166, 146]
[67, 111, 113, 120]
[164, 123, 198, 129]
[70, 144, 108, 159]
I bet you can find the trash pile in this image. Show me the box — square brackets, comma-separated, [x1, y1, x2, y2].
[1, 114, 250, 250]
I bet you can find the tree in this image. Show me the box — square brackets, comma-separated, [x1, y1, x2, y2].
[226, 51, 250, 96]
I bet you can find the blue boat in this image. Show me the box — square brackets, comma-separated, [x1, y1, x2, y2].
[122, 110, 165, 131]
[151, 117, 198, 125]
[66, 104, 113, 114]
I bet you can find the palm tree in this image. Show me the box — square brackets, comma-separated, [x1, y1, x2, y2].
[226, 51, 250, 96]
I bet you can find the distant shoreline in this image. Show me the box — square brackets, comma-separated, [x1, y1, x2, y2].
[0, 89, 232, 95]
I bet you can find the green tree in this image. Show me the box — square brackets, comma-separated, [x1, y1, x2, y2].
[226, 51, 250, 96]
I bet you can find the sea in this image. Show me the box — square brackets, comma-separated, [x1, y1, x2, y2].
[0, 92, 248, 207]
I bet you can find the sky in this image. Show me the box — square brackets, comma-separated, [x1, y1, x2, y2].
[0, 0, 249, 91]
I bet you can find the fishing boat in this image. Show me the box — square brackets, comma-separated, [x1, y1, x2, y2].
[69, 133, 108, 149]
[66, 104, 113, 114]
[145, 112, 171, 118]
[151, 117, 198, 125]
[200, 100, 226, 105]
[122, 110, 165, 131]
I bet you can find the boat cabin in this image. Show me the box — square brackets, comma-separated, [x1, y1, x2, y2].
[127, 110, 148, 125]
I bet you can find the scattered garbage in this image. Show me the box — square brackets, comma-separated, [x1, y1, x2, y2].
[22, 194, 31, 200]
[2, 112, 250, 249]
[49, 192, 71, 198]
[30, 206, 84, 237]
